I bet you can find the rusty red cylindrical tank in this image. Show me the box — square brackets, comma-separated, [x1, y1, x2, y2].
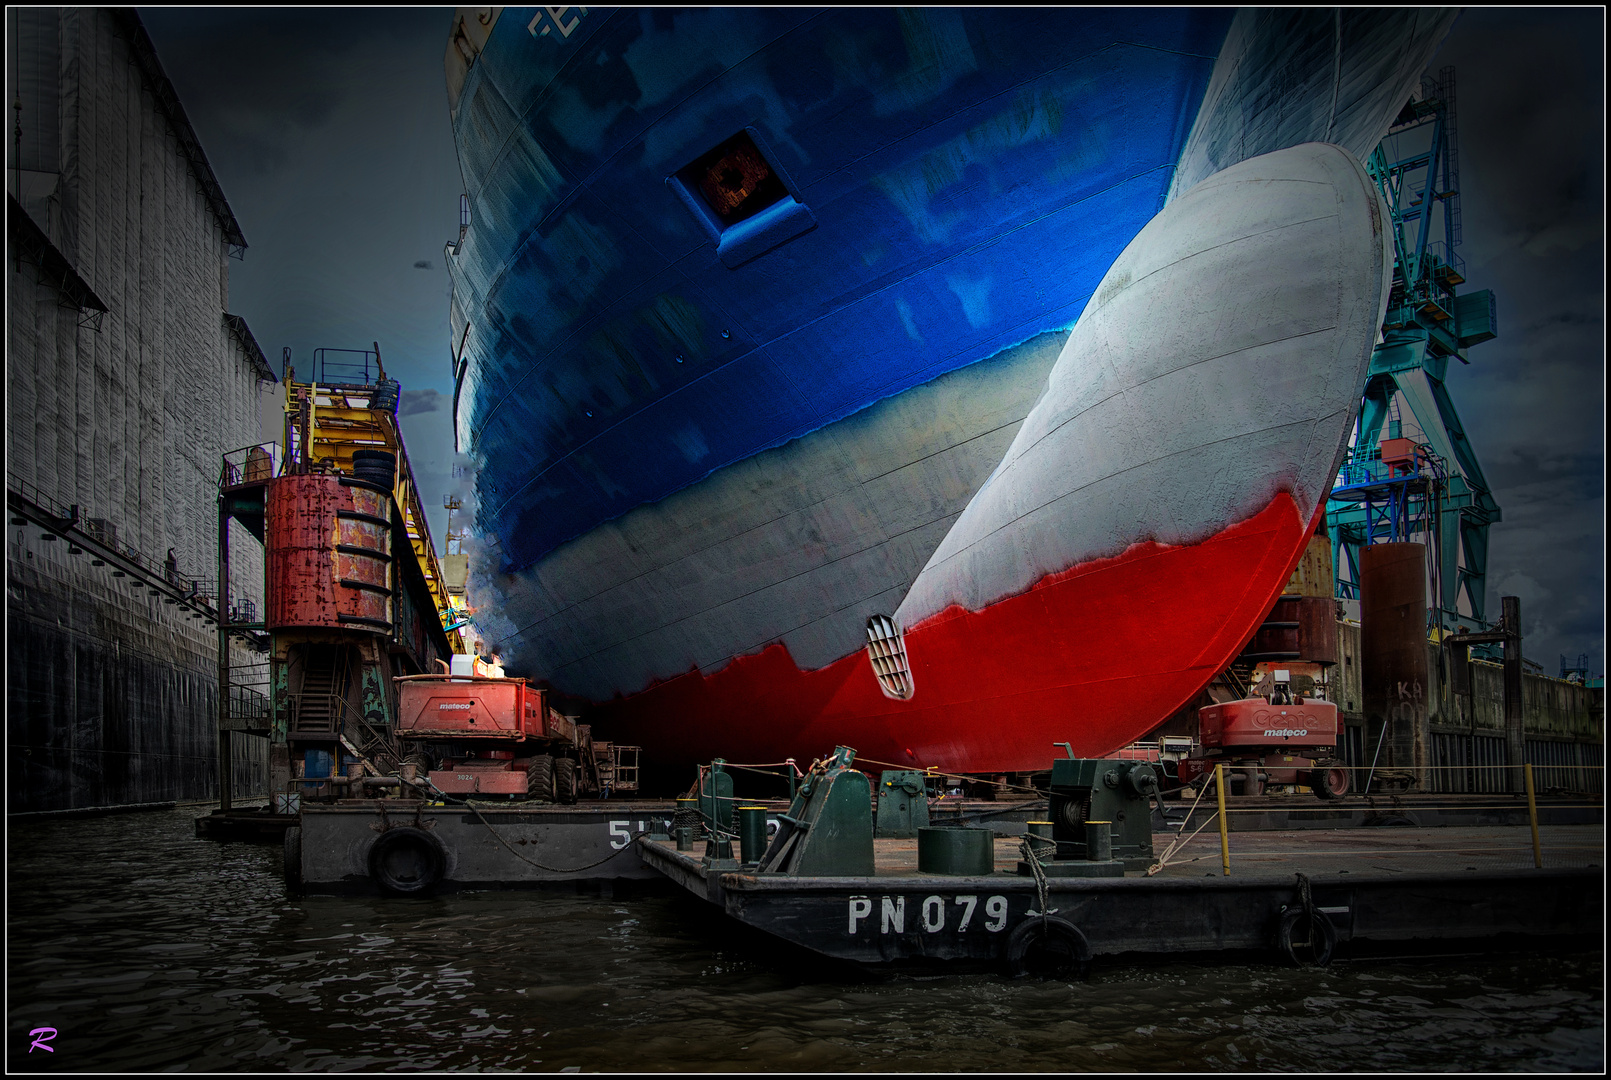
[266, 474, 393, 631]
[1360, 542, 1428, 774]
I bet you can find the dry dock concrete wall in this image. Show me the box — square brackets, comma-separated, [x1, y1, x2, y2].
[1333, 621, 1604, 792]
[7, 8, 277, 812]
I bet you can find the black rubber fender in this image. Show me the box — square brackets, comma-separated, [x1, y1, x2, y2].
[1275, 907, 1337, 967]
[368, 826, 446, 895]
[1003, 916, 1092, 980]
[283, 825, 303, 893]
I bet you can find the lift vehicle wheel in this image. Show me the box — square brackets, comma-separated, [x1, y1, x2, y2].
[1003, 916, 1092, 981]
[527, 755, 555, 802]
[554, 756, 577, 804]
[1311, 762, 1350, 800]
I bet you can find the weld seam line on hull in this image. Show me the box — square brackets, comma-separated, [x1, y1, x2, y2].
[909, 469, 1304, 638]
[480, 164, 1174, 535]
[1004, 319, 1339, 476]
[479, 156, 1166, 453]
[1110, 39, 1222, 61]
[790, 38, 1161, 192]
[510, 410, 1029, 625]
[915, 387, 1334, 590]
[1324, 8, 1343, 143]
[1063, 206, 1337, 336]
[526, 499, 957, 676]
[564, 507, 1289, 709]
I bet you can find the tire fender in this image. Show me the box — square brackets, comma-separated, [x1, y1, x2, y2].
[368, 825, 446, 895]
[1003, 916, 1092, 980]
[1275, 907, 1337, 966]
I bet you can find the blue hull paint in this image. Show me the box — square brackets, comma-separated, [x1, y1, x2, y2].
[448, 8, 1233, 571]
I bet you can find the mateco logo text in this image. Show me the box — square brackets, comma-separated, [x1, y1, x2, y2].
[1264, 728, 1309, 738]
[438, 703, 473, 711]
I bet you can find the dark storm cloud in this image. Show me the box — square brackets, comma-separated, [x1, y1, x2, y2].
[142, 5, 469, 553]
[1428, 7, 1606, 672]
[1437, 9, 1603, 263]
[399, 388, 445, 416]
[142, 8, 455, 177]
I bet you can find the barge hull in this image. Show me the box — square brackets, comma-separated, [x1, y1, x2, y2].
[295, 802, 678, 893]
[637, 826, 1604, 967]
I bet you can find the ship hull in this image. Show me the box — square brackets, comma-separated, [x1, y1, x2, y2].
[593, 494, 1314, 776]
[449, 8, 1454, 780]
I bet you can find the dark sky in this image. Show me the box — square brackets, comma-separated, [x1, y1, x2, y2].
[140, 7, 1606, 675]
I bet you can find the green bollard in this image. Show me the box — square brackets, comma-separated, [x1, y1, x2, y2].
[700, 760, 736, 836]
[675, 826, 696, 851]
[737, 805, 769, 867]
[1084, 820, 1113, 863]
[702, 831, 737, 871]
[917, 826, 995, 875]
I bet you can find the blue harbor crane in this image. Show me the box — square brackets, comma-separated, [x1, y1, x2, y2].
[1326, 66, 1501, 631]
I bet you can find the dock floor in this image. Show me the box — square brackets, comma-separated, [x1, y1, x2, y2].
[653, 823, 1601, 879]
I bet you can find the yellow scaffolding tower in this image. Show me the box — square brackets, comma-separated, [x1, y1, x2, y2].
[283, 360, 464, 655]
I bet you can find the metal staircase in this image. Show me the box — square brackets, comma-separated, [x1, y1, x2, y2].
[291, 648, 341, 738]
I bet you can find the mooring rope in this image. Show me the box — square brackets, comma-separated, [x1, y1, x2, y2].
[1019, 831, 1058, 923]
[1293, 871, 1318, 951]
[1147, 776, 1218, 876]
[396, 775, 654, 874]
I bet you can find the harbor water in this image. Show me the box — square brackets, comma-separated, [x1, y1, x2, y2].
[6, 808, 1603, 1072]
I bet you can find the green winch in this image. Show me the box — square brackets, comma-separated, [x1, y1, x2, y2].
[755, 746, 874, 876]
[1043, 757, 1160, 872]
[875, 770, 930, 838]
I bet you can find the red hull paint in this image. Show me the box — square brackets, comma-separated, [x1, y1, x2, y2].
[592, 493, 1315, 777]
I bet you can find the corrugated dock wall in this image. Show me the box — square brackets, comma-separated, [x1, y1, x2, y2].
[7, 8, 274, 812]
[1332, 621, 1605, 793]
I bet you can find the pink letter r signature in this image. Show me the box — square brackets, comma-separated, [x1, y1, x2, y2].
[29, 1027, 57, 1053]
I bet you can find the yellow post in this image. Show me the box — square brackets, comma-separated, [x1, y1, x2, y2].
[1524, 762, 1542, 868]
[1214, 762, 1230, 876]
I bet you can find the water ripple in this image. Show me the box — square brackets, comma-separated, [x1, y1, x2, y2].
[6, 809, 1604, 1072]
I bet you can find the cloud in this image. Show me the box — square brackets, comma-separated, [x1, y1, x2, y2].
[1435, 11, 1604, 268]
[142, 9, 455, 177]
[414, 259, 433, 270]
[399, 388, 445, 416]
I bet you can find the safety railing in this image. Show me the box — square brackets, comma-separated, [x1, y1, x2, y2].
[8, 475, 76, 523]
[220, 442, 284, 488]
[1424, 239, 1466, 287]
[1152, 762, 1604, 878]
[226, 683, 269, 728]
[285, 691, 400, 772]
[10, 475, 217, 607]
